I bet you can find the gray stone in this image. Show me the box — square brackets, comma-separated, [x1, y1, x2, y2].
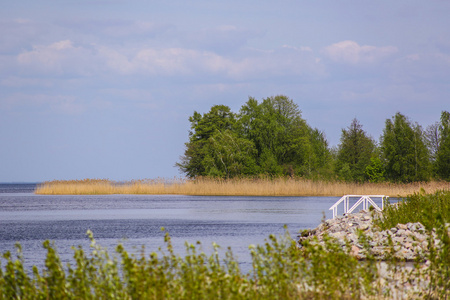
[360, 223, 370, 231]
[396, 229, 406, 236]
[397, 223, 408, 230]
[298, 207, 440, 262]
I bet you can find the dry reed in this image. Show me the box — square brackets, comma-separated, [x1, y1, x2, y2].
[34, 178, 450, 197]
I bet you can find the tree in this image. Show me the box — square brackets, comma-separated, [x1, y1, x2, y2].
[424, 122, 440, 163]
[188, 105, 236, 142]
[365, 156, 385, 183]
[435, 111, 450, 180]
[202, 130, 258, 178]
[380, 112, 430, 182]
[177, 105, 237, 178]
[237, 95, 324, 177]
[335, 118, 375, 182]
[177, 95, 332, 179]
[304, 128, 333, 179]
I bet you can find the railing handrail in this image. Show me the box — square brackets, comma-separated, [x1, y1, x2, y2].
[329, 195, 388, 219]
[329, 195, 347, 210]
[341, 194, 387, 198]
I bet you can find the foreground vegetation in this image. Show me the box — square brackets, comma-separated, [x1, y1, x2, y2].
[2, 192, 449, 299]
[34, 178, 450, 196]
[375, 190, 450, 231]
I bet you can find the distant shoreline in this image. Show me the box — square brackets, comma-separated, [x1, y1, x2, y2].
[34, 178, 450, 197]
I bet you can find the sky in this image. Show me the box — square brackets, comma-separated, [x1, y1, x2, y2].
[1, 1, 450, 182]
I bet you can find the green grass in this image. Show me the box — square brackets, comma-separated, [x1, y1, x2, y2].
[375, 190, 450, 231]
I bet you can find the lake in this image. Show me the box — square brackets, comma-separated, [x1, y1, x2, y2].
[0, 183, 342, 272]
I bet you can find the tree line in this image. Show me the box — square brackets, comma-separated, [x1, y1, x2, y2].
[176, 95, 450, 183]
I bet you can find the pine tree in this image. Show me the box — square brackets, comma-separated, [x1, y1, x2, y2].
[335, 118, 375, 182]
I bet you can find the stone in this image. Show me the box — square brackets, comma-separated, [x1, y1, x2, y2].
[297, 207, 440, 262]
[392, 236, 405, 243]
[360, 223, 370, 231]
[397, 223, 408, 230]
[350, 245, 360, 258]
[396, 229, 406, 236]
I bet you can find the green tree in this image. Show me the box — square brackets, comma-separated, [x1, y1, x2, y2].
[365, 156, 385, 183]
[189, 105, 236, 142]
[424, 121, 440, 163]
[435, 111, 450, 180]
[237, 95, 329, 177]
[202, 130, 258, 178]
[304, 128, 333, 179]
[177, 105, 237, 178]
[335, 118, 375, 182]
[178, 96, 332, 179]
[380, 112, 430, 182]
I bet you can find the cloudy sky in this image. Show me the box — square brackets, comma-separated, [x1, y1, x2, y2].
[1, 1, 449, 182]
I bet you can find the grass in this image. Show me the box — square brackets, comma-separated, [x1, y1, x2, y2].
[374, 190, 450, 297]
[375, 190, 450, 231]
[35, 177, 450, 197]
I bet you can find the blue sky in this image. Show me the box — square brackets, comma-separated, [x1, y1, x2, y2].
[1, 1, 449, 182]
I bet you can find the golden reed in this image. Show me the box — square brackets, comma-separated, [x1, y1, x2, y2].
[34, 177, 450, 197]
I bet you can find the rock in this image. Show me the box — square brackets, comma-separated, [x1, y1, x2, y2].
[397, 223, 408, 230]
[350, 245, 360, 258]
[396, 229, 406, 236]
[392, 236, 405, 244]
[360, 223, 370, 231]
[298, 209, 439, 262]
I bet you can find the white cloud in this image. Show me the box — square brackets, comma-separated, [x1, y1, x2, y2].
[96, 44, 325, 80]
[12, 38, 325, 83]
[322, 40, 398, 64]
[17, 40, 101, 76]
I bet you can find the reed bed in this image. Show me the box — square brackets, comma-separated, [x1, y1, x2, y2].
[35, 178, 450, 197]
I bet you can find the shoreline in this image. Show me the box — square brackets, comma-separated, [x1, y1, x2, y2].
[34, 178, 450, 197]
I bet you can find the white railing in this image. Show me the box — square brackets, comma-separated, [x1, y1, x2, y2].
[329, 195, 388, 219]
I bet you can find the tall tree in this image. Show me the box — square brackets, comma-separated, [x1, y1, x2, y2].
[178, 95, 332, 178]
[177, 105, 237, 178]
[237, 95, 321, 176]
[335, 118, 375, 182]
[380, 112, 430, 182]
[435, 111, 450, 180]
[304, 128, 333, 179]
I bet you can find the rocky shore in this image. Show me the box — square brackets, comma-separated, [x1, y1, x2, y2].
[297, 209, 450, 298]
[298, 209, 448, 261]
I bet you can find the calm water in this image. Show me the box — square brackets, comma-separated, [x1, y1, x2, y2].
[0, 183, 342, 271]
